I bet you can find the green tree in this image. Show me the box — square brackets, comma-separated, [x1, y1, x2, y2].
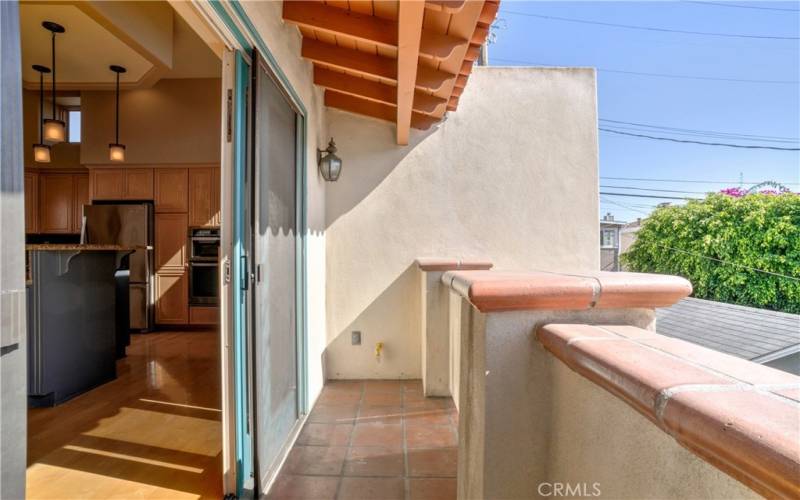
[621, 193, 800, 313]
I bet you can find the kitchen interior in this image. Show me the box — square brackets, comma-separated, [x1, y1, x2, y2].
[20, 2, 227, 496]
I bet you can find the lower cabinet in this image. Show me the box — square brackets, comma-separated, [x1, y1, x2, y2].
[155, 272, 189, 325]
[190, 306, 218, 325]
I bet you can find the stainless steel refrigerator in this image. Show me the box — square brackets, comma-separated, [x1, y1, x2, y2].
[82, 203, 154, 331]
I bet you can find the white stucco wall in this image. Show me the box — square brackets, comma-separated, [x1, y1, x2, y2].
[324, 67, 600, 379]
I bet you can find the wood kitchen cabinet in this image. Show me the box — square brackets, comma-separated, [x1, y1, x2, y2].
[154, 168, 188, 213]
[155, 213, 188, 270]
[38, 174, 74, 234]
[90, 168, 153, 201]
[25, 172, 38, 233]
[188, 167, 220, 227]
[155, 272, 189, 324]
[72, 174, 89, 233]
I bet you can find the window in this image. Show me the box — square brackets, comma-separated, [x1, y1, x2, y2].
[601, 229, 616, 248]
[67, 110, 81, 143]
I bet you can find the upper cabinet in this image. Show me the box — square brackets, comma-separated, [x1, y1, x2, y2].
[154, 168, 189, 213]
[72, 174, 89, 234]
[188, 167, 220, 227]
[24, 172, 38, 234]
[38, 174, 74, 234]
[90, 168, 153, 201]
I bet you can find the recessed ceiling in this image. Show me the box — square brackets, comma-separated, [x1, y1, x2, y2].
[20, 2, 221, 91]
[20, 4, 153, 87]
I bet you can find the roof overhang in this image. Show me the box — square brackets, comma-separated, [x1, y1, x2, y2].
[282, 0, 499, 145]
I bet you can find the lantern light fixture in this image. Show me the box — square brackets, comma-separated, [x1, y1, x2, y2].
[109, 65, 127, 162]
[317, 138, 342, 182]
[32, 64, 52, 163]
[41, 21, 66, 145]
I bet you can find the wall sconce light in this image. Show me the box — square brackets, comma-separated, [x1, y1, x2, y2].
[32, 64, 51, 163]
[42, 21, 66, 145]
[317, 138, 342, 182]
[109, 65, 127, 162]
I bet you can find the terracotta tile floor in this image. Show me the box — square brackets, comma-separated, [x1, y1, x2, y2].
[268, 380, 458, 500]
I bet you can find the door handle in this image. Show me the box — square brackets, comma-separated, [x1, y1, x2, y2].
[240, 254, 248, 291]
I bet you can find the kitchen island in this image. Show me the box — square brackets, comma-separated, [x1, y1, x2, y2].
[26, 245, 138, 406]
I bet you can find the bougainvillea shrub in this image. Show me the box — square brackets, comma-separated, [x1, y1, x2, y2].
[622, 192, 800, 313]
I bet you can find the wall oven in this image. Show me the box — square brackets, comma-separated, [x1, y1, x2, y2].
[189, 228, 219, 305]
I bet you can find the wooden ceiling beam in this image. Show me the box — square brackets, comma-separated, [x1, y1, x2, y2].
[325, 90, 438, 130]
[302, 38, 455, 93]
[479, 1, 500, 24]
[464, 44, 482, 62]
[397, 1, 426, 144]
[425, 0, 467, 14]
[471, 24, 490, 44]
[284, 1, 466, 62]
[313, 66, 446, 115]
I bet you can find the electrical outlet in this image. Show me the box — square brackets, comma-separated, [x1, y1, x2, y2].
[351, 331, 361, 345]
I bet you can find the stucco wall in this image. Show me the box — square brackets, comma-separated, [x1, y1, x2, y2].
[324, 67, 600, 379]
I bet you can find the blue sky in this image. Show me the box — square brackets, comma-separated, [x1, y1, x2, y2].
[488, 1, 800, 222]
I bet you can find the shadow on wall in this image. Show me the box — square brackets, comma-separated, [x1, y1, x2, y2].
[322, 263, 421, 380]
[324, 117, 438, 228]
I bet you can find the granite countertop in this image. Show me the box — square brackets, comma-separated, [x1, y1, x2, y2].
[26, 244, 151, 251]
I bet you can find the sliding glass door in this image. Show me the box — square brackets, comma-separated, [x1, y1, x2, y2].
[251, 51, 301, 479]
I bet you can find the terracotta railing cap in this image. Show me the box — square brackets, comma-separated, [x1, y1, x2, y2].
[441, 270, 692, 312]
[538, 323, 800, 499]
[416, 258, 493, 272]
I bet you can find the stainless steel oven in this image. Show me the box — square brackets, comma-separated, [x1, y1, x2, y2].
[189, 261, 219, 305]
[190, 228, 220, 262]
[189, 228, 219, 305]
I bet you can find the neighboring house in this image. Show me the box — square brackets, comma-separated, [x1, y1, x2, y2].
[600, 212, 625, 271]
[657, 297, 800, 375]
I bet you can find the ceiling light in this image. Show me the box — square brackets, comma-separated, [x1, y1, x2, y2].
[109, 65, 127, 162]
[32, 64, 51, 163]
[42, 21, 66, 145]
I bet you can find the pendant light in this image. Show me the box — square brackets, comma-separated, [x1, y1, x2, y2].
[41, 21, 66, 144]
[108, 65, 127, 162]
[32, 64, 52, 163]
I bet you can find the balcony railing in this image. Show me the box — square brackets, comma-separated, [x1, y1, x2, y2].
[416, 260, 799, 499]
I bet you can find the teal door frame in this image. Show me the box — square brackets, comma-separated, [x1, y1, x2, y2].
[232, 49, 254, 497]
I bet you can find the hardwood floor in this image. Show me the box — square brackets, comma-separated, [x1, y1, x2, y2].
[27, 330, 223, 499]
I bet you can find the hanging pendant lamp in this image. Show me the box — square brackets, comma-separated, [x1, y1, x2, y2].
[32, 64, 52, 163]
[41, 21, 66, 145]
[109, 65, 127, 162]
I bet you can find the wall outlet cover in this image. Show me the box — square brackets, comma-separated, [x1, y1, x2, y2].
[351, 331, 361, 345]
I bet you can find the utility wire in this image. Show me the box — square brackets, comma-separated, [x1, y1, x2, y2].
[601, 176, 800, 185]
[603, 124, 800, 144]
[600, 191, 700, 200]
[683, 1, 800, 12]
[599, 119, 800, 142]
[491, 57, 799, 85]
[600, 128, 800, 150]
[600, 185, 711, 194]
[499, 10, 800, 40]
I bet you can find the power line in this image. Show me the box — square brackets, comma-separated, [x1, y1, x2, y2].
[499, 10, 800, 40]
[600, 185, 711, 194]
[600, 191, 700, 200]
[600, 128, 800, 150]
[603, 124, 799, 144]
[601, 176, 800, 185]
[491, 57, 799, 85]
[683, 1, 800, 12]
[599, 119, 800, 142]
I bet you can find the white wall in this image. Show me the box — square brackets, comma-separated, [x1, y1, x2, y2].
[324, 67, 600, 379]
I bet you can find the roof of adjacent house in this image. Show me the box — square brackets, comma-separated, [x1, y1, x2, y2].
[656, 297, 800, 363]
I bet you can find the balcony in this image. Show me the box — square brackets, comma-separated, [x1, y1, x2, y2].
[272, 260, 799, 499]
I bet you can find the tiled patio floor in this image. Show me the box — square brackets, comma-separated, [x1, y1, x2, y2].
[267, 380, 458, 500]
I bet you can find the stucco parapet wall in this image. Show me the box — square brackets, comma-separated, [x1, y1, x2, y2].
[415, 258, 493, 272]
[441, 270, 692, 312]
[539, 323, 800, 499]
